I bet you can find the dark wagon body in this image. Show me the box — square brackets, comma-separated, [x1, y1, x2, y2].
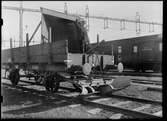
[90, 34, 162, 72]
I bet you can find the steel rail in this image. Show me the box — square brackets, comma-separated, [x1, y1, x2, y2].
[4, 77, 162, 105]
[81, 98, 161, 119]
[131, 79, 162, 85]
[79, 93, 162, 105]
[132, 81, 162, 86]
[109, 94, 162, 105]
[2, 82, 161, 119]
[101, 71, 162, 77]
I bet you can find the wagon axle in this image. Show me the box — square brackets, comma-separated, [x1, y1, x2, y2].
[8, 69, 20, 86]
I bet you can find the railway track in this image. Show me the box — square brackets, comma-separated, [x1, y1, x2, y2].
[2, 78, 162, 119]
[101, 71, 162, 77]
[131, 79, 162, 85]
[4, 76, 162, 93]
[130, 79, 162, 92]
[11, 76, 162, 86]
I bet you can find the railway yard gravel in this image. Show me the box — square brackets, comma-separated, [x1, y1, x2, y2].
[112, 84, 162, 101]
[1, 76, 162, 119]
[2, 85, 106, 119]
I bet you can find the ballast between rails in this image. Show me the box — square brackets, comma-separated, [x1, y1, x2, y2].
[2, 81, 162, 119]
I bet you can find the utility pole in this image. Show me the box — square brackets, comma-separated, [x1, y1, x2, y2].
[3, 3, 162, 43]
[85, 5, 89, 31]
[19, 1, 23, 47]
[136, 12, 141, 35]
[2, 2, 40, 47]
[64, 2, 68, 14]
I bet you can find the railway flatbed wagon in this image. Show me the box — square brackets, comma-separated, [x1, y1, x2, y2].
[2, 7, 130, 95]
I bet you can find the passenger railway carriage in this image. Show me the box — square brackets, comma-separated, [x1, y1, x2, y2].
[91, 34, 162, 72]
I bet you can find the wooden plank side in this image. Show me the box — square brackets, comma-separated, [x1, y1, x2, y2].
[51, 40, 66, 54]
[30, 55, 47, 63]
[2, 48, 66, 64]
[2, 40, 67, 64]
[52, 54, 67, 63]
[29, 44, 42, 56]
[30, 54, 67, 63]
[31, 40, 66, 55]
[13, 48, 27, 63]
[13, 47, 26, 56]
[40, 43, 49, 55]
[1, 49, 11, 63]
[14, 55, 27, 63]
[40, 40, 66, 55]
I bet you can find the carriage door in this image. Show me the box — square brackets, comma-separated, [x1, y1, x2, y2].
[140, 42, 154, 70]
[117, 46, 122, 63]
[132, 45, 139, 69]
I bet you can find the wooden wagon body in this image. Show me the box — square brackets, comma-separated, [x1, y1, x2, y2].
[2, 41, 114, 72]
[1, 7, 130, 95]
[2, 7, 114, 72]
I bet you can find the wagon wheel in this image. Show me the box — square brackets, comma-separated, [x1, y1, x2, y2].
[72, 83, 82, 92]
[98, 85, 113, 95]
[34, 75, 42, 84]
[44, 75, 60, 93]
[9, 69, 20, 86]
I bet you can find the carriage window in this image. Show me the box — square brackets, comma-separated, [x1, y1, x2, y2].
[133, 46, 138, 53]
[159, 43, 162, 51]
[118, 46, 122, 53]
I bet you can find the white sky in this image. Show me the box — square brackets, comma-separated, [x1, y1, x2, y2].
[2, 1, 162, 49]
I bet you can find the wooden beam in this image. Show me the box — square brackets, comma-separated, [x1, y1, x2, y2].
[28, 21, 41, 44]
[2, 6, 40, 12]
[48, 27, 52, 64]
[40, 7, 77, 21]
[26, 33, 30, 65]
[2, 6, 20, 11]
[10, 38, 14, 63]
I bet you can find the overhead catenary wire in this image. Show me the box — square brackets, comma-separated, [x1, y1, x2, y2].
[2, 4, 162, 49]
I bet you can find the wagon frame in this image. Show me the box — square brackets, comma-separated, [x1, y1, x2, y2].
[2, 7, 130, 95]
